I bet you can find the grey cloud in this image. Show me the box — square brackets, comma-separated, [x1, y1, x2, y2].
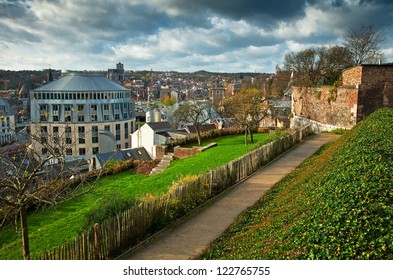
[0, 0, 31, 18]
[0, 22, 41, 44]
[1, 0, 393, 71]
[159, 0, 312, 28]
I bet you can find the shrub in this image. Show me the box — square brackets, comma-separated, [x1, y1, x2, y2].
[103, 159, 134, 175]
[84, 195, 138, 227]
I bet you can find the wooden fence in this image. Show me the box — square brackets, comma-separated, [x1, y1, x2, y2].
[36, 126, 312, 260]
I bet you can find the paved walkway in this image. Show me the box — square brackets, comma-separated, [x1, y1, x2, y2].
[118, 133, 340, 260]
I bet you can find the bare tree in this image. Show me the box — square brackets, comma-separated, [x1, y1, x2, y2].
[282, 46, 354, 85]
[171, 100, 213, 145]
[344, 25, 388, 64]
[221, 86, 269, 145]
[0, 126, 97, 259]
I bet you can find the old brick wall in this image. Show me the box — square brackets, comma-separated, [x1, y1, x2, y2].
[292, 65, 393, 129]
[342, 65, 362, 86]
[155, 145, 166, 160]
[356, 65, 393, 121]
[292, 86, 358, 129]
[173, 146, 199, 159]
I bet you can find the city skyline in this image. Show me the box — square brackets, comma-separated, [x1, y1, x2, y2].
[1, 0, 393, 73]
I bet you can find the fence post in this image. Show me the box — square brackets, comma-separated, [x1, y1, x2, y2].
[94, 223, 100, 260]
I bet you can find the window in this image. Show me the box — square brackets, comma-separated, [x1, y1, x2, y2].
[91, 105, 98, 121]
[40, 126, 47, 143]
[66, 148, 72, 155]
[77, 104, 84, 122]
[116, 124, 120, 141]
[123, 103, 129, 119]
[124, 123, 129, 139]
[65, 126, 72, 144]
[103, 104, 110, 121]
[79, 148, 86, 155]
[42, 147, 48, 155]
[114, 103, 120, 120]
[64, 104, 72, 122]
[53, 126, 59, 144]
[116, 144, 121, 150]
[78, 126, 85, 144]
[104, 125, 110, 132]
[92, 147, 99, 154]
[39, 104, 48, 121]
[92, 126, 98, 143]
[52, 105, 59, 122]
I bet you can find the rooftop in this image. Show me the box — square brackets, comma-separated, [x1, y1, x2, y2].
[146, 121, 174, 132]
[32, 73, 128, 92]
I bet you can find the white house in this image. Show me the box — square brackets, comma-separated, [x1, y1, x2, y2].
[131, 121, 173, 159]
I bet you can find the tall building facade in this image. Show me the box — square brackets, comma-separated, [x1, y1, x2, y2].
[30, 73, 135, 161]
[0, 97, 16, 146]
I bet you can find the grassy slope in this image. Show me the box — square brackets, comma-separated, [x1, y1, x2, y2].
[199, 108, 393, 260]
[0, 133, 272, 259]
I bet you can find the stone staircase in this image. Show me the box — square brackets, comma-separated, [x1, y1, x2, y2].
[150, 153, 174, 175]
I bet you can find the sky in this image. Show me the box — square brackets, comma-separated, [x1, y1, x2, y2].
[1, 0, 393, 73]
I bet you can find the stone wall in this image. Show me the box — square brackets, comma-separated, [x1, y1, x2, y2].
[355, 65, 393, 121]
[174, 143, 218, 159]
[292, 65, 393, 130]
[341, 65, 362, 86]
[292, 85, 358, 129]
[173, 146, 200, 159]
[155, 145, 166, 160]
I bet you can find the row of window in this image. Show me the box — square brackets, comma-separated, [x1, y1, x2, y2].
[42, 146, 101, 156]
[39, 123, 131, 145]
[33, 91, 130, 101]
[38, 103, 132, 122]
[42, 143, 131, 156]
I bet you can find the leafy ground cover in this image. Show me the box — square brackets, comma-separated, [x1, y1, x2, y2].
[199, 108, 393, 260]
[0, 132, 275, 259]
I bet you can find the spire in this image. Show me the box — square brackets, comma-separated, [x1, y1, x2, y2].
[47, 68, 54, 82]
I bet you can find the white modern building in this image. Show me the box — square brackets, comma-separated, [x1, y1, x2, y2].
[30, 72, 136, 161]
[0, 98, 16, 146]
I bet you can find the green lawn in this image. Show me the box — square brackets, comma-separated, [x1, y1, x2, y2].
[0, 132, 272, 259]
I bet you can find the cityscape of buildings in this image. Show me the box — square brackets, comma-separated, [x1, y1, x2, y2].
[2, 61, 392, 172]
[0, 63, 286, 171]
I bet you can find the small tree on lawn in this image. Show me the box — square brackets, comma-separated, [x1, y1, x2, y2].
[172, 100, 213, 146]
[0, 125, 98, 259]
[221, 86, 269, 145]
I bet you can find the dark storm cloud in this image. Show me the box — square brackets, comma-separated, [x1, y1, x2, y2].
[72, 2, 173, 36]
[1, 0, 393, 71]
[359, 0, 393, 5]
[0, 0, 31, 18]
[161, 0, 312, 28]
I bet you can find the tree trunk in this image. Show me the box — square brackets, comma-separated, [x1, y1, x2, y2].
[244, 127, 248, 146]
[248, 128, 254, 143]
[196, 127, 202, 146]
[20, 207, 30, 260]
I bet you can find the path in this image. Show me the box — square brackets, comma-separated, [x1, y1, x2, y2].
[118, 133, 340, 260]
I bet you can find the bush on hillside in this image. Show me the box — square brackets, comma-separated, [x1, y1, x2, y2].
[200, 108, 393, 260]
[84, 194, 138, 227]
